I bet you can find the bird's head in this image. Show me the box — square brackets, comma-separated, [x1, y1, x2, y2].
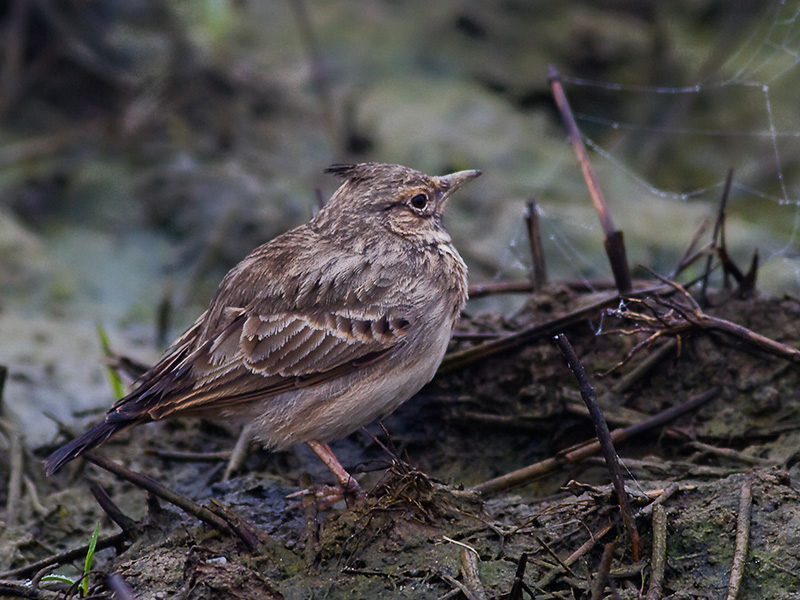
[314, 162, 481, 246]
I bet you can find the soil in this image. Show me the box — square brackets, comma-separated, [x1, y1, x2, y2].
[3, 288, 800, 599]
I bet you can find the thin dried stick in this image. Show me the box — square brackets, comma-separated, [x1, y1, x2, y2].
[637, 483, 681, 518]
[223, 423, 254, 481]
[82, 451, 262, 551]
[670, 219, 710, 279]
[89, 485, 137, 533]
[554, 335, 639, 562]
[646, 505, 667, 600]
[0, 533, 128, 579]
[615, 274, 800, 366]
[507, 553, 530, 600]
[460, 548, 488, 600]
[470, 387, 718, 496]
[725, 481, 752, 600]
[536, 523, 614, 590]
[701, 168, 734, 303]
[467, 280, 534, 298]
[549, 66, 632, 293]
[590, 542, 616, 600]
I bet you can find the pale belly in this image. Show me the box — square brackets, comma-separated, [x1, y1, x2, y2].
[246, 314, 454, 449]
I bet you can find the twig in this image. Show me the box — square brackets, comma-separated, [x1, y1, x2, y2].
[554, 335, 639, 561]
[0, 579, 61, 599]
[146, 448, 232, 463]
[525, 200, 548, 291]
[701, 168, 734, 304]
[507, 553, 529, 600]
[468, 280, 534, 298]
[0, 534, 128, 579]
[725, 480, 752, 600]
[637, 482, 681, 518]
[467, 277, 652, 299]
[89, 485, 138, 534]
[82, 451, 263, 551]
[536, 537, 579, 580]
[670, 219, 709, 279]
[460, 548, 487, 600]
[23, 476, 48, 516]
[549, 66, 632, 293]
[590, 542, 615, 600]
[614, 275, 800, 366]
[441, 573, 482, 600]
[606, 338, 677, 392]
[470, 387, 719, 496]
[646, 505, 667, 600]
[223, 423, 254, 481]
[442, 281, 689, 374]
[689, 440, 773, 466]
[536, 523, 614, 589]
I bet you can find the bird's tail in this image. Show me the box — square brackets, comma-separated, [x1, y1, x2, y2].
[43, 419, 130, 476]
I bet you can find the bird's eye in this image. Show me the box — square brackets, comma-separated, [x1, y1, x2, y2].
[410, 193, 428, 210]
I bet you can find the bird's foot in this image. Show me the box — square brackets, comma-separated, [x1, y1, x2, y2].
[288, 478, 366, 510]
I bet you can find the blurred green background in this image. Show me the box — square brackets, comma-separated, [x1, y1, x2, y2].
[1, 0, 799, 442]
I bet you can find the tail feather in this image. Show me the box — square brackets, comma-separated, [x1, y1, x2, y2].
[43, 419, 130, 476]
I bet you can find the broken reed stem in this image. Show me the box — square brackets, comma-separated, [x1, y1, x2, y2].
[646, 505, 667, 600]
[549, 65, 632, 294]
[553, 334, 640, 562]
[82, 451, 261, 551]
[469, 387, 719, 496]
[525, 200, 548, 291]
[725, 480, 752, 600]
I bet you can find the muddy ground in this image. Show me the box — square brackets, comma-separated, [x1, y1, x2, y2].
[3, 287, 800, 599]
[2, 2, 800, 599]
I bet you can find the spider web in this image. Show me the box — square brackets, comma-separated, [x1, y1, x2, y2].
[505, 0, 800, 296]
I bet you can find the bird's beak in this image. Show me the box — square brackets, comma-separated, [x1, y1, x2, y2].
[437, 169, 482, 204]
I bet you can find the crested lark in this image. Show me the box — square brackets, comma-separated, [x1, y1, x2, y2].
[44, 162, 481, 503]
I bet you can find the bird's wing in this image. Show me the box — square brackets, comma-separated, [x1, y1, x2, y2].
[107, 226, 415, 421]
[132, 307, 411, 420]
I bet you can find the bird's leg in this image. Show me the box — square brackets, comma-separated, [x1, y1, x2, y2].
[306, 440, 366, 507]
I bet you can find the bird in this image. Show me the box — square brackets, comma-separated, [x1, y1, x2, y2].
[44, 162, 481, 504]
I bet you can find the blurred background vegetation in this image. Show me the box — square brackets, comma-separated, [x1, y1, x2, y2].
[1, 0, 799, 440]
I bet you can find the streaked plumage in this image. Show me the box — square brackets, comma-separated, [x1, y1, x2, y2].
[44, 162, 480, 491]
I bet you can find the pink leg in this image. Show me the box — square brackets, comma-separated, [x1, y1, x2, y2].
[306, 440, 366, 507]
